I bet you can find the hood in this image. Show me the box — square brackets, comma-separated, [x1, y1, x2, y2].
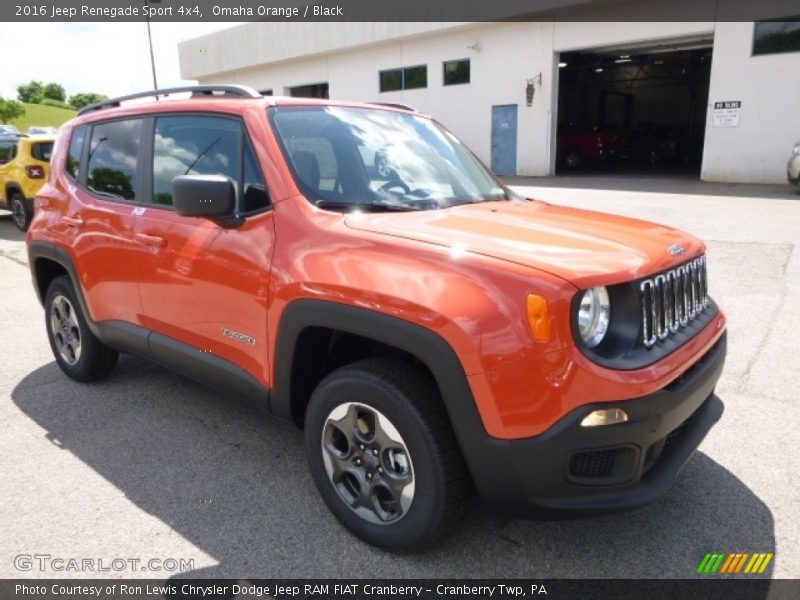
[344, 200, 704, 288]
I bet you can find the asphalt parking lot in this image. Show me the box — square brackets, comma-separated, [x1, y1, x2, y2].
[1, 177, 798, 580]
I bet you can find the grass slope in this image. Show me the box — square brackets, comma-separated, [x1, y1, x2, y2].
[9, 102, 77, 131]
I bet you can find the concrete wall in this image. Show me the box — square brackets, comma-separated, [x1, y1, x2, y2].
[701, 21, 800, 184]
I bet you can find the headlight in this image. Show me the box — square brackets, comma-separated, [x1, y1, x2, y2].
[577, 287, 611, 347]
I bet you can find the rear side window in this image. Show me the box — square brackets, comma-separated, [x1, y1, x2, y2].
[31, 142, 54, 162]
[87, 120, 141, 201]
[66, 127, 86, 179]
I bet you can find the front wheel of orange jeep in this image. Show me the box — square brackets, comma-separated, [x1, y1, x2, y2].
[304, 358, 469, 551]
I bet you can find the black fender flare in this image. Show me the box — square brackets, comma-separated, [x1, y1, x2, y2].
[271, 299, 508, 494]
[28, 241, 100, 334]
[4, 182, 23, 202]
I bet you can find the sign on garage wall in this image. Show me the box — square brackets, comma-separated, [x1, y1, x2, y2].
[713, 101, 741, 128]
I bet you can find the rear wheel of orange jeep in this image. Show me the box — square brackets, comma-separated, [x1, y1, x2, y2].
[10, 192, 32, 232]
[45, 276, 119, 382]
[304, 358, 469, 551]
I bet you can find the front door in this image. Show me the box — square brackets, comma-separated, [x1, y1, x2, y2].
[134, 114, 274, 386]
[491, 104, 518, 176]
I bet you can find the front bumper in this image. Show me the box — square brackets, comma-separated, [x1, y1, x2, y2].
[465, 333, 726, 517]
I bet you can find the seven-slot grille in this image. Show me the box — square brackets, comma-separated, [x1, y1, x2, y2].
[640, 255, 708, 348]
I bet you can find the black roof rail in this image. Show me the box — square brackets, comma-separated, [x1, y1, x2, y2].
[370, 102, 416, 112]
[77, 85, 262, 116]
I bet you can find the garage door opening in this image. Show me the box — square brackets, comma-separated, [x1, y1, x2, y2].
[555, 42, 712, 178]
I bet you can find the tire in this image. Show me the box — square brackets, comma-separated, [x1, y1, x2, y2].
[10, 192, 32, 232]
[304, 358, 469, 551]
[45, 275, 119, 382]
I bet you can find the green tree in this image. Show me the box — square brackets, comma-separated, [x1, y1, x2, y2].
[0, 98, 26, 124]
[69, 92, 108, 110]
[43, 82, 67, 102]
[17, 80, 44, 104]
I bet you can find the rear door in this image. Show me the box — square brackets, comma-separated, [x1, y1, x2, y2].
[69, 119, 146, 325]
[134, 113, 275, 385]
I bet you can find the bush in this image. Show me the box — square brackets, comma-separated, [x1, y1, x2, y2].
[43, 83, 67, 103]
[0, 98, 26, 124]
[17, 81, 44, 104]
[69, 92, 108, 110]
[40, 98, 70, 109]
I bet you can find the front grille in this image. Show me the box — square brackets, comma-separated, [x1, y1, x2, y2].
[640, 255, 709, 348]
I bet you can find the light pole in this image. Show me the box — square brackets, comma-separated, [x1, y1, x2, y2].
[144, 0, 160, 90]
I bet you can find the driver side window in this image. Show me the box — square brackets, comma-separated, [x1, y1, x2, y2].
[153, 115, 241, 206]
[151, 114, 270, 213]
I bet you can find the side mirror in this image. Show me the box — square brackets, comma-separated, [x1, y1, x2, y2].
[172, 174, 235, 218]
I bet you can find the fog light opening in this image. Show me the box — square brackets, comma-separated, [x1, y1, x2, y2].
[580, 408, 629, 428]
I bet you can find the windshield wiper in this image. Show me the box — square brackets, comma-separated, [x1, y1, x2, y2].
[315, 199, 423, 212]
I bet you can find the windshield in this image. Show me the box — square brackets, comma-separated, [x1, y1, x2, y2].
[269, 106, 508, 211]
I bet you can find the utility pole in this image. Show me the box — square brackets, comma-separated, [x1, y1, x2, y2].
[144, 0, 160, 90]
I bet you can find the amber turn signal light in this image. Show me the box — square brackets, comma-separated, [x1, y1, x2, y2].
[526, 293, 550, 341]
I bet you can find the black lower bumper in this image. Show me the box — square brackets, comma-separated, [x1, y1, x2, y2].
[465, 333, 726, 517]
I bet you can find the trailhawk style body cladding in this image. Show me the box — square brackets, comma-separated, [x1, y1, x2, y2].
[27, 86, 726, 546]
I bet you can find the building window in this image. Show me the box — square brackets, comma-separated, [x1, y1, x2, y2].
[753, 19, 800, 55]
[443, 59, 470, 85]
[288, 83, 329, 98]
[379, 65, 427, 92]
[379, 69, 402, 92]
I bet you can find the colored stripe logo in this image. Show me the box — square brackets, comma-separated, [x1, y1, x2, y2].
[697, 552, 773, 574]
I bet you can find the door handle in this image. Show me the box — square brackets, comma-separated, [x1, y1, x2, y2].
[134, 233, 167, 248]
[62, 216, 84, 227]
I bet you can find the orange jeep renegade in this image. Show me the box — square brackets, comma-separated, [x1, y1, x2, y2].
[27, 86, 726, 550]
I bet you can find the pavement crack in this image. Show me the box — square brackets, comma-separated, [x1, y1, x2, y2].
[781, 244, 795, 278]
[736, 246, 792, 393]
